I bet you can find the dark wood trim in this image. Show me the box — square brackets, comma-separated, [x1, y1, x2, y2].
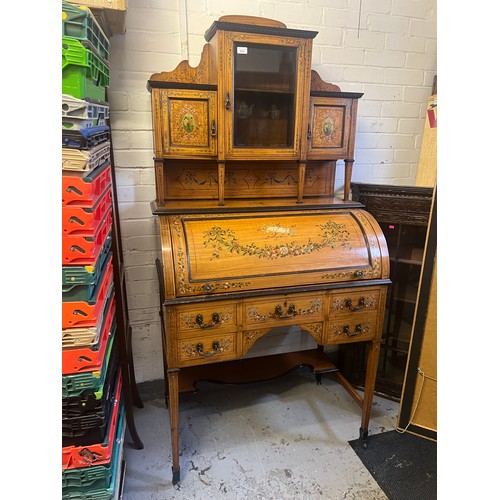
[351, 182, 433, 226]
[355, 210, 430, 226]
[162, 279, 391, 306]
[204, 21, 318, 41]
[402, 423, 437, 442]
[398, 187, 437, 429]
[310, 91, 364, 99]
[352, 182, 434, 198]
[147, 81, 218, 91]
[151, 198, 364, 215]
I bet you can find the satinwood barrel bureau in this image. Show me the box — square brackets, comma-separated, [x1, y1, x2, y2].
[147, 15, 390, 484]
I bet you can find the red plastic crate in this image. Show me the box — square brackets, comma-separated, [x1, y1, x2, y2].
[62, 372, 122, 470]
[62, 207, 112, 265]
[62, 257, 113, 329]
[62, 162, 111, 207]
[62, 186, 112, 236]
[62, 293, 115, 374]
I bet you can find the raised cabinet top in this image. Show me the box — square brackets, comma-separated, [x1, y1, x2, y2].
[203, 15, 318, 41]
[148, 15, 364, 208]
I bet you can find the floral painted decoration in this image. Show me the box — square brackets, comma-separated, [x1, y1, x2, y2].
[203, 221, 351, 260]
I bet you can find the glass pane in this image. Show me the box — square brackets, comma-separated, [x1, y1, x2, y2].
[233, 42, 297, 148]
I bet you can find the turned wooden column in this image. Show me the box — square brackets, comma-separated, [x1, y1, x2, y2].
[344, 159, 354, 201]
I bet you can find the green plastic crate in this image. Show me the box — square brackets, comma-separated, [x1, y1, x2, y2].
[62, 234, 112, 286]
[62, 330, 115, 399]
[62, 37, 110, 100]
[62, 1, 110, 62]
[62, 245, 112, 303]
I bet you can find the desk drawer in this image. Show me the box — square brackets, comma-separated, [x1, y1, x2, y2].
[329, 288, 381, 314]
[175, 303, 237, 334]
[325, 312, 378, 344]
[242, 294, 324, 327]
[177, 332, 238, 366]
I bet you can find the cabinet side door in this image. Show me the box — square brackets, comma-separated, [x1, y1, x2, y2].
[307, 97, 352, 160]
[157, 89, 217, 158]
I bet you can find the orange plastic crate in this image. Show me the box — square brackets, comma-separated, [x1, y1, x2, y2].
[62, 257, 113, 329]
[62, 293, 115, 374]
[62, 161, 111, 207]
[62, 207, 112, 265]
[62, 186, 112, 236]
[62, 373, 122, 470]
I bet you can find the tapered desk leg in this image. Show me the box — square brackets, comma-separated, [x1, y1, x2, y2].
[167, 368, 180, 485]
[359, 340, 381, 447]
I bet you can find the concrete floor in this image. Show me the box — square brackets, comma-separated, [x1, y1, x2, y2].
[121, 367, 399, 499]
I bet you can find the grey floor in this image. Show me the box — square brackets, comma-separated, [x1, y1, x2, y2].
[121, 367, 400, 500]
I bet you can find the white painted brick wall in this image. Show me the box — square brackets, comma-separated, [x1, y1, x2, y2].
[108, 0, 437, 383]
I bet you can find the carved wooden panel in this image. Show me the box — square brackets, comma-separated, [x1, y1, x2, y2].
[351, 183, 433, 226]
[153, 89, 217, 158]
[161, 162, 334, 200]
[307, 97, 352, 159]
[148, 44, 214, 85]
[310, 70, 341, 93]
[301, 322, 323, 344]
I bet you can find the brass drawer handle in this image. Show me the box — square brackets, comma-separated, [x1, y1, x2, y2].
[274, 303, 296, 319]
[195, 313, 220, 329]
[355, 270, 364, 278]
[345, 297, 365, 311]
[210, 120, 216, 137]
[196, 340, 219, 357]
[225, 92, 231, 110]
[343, 324, 363, 337]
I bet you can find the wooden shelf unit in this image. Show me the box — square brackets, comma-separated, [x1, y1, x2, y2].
[338, 182, 433, 400]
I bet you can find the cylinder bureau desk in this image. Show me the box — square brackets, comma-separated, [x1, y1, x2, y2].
[147, 15, 390, 484]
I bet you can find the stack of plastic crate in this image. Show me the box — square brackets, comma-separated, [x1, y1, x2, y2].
[61, 2, 125, 498]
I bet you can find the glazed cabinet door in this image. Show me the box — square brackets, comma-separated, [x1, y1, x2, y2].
[152, 89, 217, 158]
[220, 32, 310, 160]
[306, 96, 355, 160]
